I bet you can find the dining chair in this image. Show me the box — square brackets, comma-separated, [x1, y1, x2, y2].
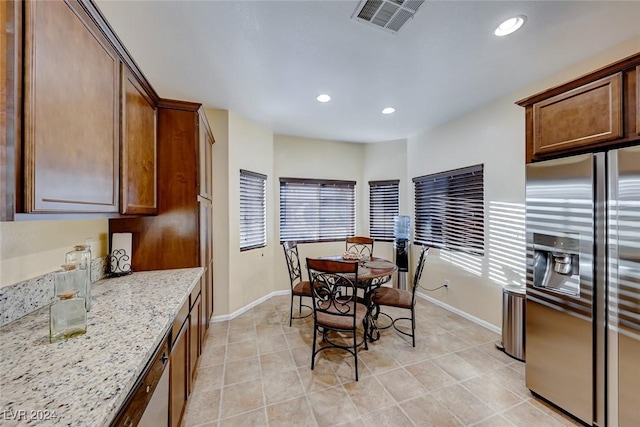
[282, 241, 312, 326]
[306, 258, 368, 381]
[345, 236, 374, 258]
[371, 245, 429, 347]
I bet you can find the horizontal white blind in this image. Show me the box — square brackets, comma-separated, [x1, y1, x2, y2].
[240, 169, 267, 251]
[369, 180, 399, 241]
[413, 165, 484, 255]
[280, 178, 356, 243]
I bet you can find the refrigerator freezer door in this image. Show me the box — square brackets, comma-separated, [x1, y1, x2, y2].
[525, 153, 595, 424]
[608, 146, 640, 427]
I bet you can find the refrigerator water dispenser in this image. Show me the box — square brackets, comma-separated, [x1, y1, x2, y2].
[532, 233, 580, 297]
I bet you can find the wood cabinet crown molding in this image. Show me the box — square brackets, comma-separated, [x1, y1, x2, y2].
[517, 51, 640, 163]
[517, 51, 640, 107]
[79, 0, 159, 105]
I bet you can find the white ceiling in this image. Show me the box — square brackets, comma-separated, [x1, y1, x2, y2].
[95, 0, 640, 143]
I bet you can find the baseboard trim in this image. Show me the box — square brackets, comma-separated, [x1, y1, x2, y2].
[210, 290, 289, 322]
[211, 289, 501, 336]
[416, 291, 501, 335]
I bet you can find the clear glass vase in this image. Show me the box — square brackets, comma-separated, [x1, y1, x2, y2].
[64, 245, 91, 311]
[50, 290, 87, 343]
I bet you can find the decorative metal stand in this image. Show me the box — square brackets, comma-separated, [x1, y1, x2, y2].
[109, 249, 133, 277]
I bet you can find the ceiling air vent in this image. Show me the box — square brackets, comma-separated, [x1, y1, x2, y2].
[352, 0, 425, 33]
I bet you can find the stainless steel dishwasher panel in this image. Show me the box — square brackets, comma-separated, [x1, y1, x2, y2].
[139, 360, 170, 427]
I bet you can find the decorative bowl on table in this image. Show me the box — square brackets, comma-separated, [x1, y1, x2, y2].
[342, 251, 363, 261]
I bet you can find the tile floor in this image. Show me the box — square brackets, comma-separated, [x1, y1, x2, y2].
[182, 295, 583, 427]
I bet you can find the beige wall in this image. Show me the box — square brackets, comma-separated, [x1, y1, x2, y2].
[407, 97, 526, 327]
[406, 34, 640, 328]
[228, 112, 275, 312]
[0, 219, 108, 288]
[362, 138, 409, 264]
[273, 135, 368, 292]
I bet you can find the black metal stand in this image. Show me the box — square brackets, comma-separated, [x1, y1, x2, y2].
[109, 249, 133, 277]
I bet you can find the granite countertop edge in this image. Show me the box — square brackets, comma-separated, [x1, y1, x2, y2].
[0, 267, 204, 427]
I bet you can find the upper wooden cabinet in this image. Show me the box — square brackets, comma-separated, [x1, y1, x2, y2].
[2, 0, 160, 219]
[23, 0, 120, 212]
[518, 53, 640, 163]
[109, 101, 214, 302]
[199, 114, 214, 200]
[637, 65, 640, 137]
[121, 65, 157, 215]
[532, 74, 623, 155]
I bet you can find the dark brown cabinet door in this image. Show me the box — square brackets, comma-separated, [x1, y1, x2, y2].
[0, 2, 8, 219]
[121, 65, 157, 214]
[199, 199, 214, 326]
[188, 293, 201, 394]
[532, 73, 623, 157]
[170, 322, 188, 427]
[636, 66, 640, 137]
[23, 0, 119, 212]
[198, 115, 213, 200]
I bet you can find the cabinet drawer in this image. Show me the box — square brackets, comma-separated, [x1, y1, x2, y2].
[190, 280, 201, 309]
[533, 73, 623, 156]
[172, 299, 189, 347]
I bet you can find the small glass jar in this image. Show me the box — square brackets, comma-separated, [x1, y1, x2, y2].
[65, 245, 91, 311]
[50, 290, 87, 343]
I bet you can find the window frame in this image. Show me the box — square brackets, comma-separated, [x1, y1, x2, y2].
[279, 177, 356, 244]
[413, 164, 484, 256]
[369, 179, 400, 242]
[239, 169, 267, 252]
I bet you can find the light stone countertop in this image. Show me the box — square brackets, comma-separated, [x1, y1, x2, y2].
[0, 267, 204, 426]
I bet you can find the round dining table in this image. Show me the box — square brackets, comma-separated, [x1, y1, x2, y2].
[318, 255, 397, 341]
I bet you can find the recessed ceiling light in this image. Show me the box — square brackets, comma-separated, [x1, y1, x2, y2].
[494, 15, 526, 37]
[382, 107, 395, 115]
[316, 94, 331, 103]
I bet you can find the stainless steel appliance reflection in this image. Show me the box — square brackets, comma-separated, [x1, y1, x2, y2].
[525, 146, 640, 427]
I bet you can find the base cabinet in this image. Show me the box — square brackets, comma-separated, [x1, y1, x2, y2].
[189, 292, 201, 394]
[169, 283, 204, 427]
[170, 317, 188, 427]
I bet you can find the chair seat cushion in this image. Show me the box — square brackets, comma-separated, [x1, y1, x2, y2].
[372, 286, 412, 309]
[293, 280, 312, 296]
[316, 301, 367, 330]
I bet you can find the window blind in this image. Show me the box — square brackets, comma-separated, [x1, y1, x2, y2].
[413, 165, 484, 256]
[240, 169, 267, 251]
[279, 178, 356, 243]
[369, 180, 399, 241]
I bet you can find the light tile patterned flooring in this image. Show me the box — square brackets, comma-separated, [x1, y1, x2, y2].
[183, 295, 582, 427]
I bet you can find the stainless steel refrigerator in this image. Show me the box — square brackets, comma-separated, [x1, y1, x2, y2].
[525, 146, 640, 427]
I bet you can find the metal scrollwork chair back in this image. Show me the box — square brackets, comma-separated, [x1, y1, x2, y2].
[345, 236, 374, 258]
[306, 258, 368, 381]
[282, 241, 312, 326]
[372, 245, 429, 347]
